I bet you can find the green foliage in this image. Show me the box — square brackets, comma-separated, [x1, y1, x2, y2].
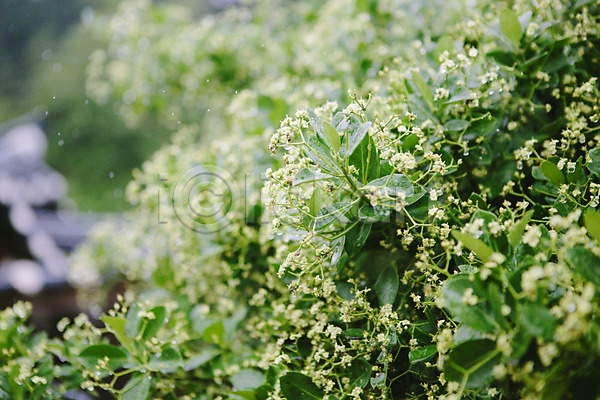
[2, 0, 600, 399]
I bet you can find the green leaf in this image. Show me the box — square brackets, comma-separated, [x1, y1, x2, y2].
[445, 339, 500, 389]
[313, 203, 350, 231]
[147, 347, 182, 373]
[306, 135, 339, 174]
[202, 322, 225, 346]
[339, 121, 371, 158]
[585, 210, 600, 243]
[330, 236, 345, 266]
[101, 316, 132, 350]
[434, 35, 454, 63]
[366, 174, 419, 203]
[141, 306, 166, 342]
[79, 344, 128, 370]
[183, 349, 219, 371]
[410, 71, 434, 110]
[358, 204, 389, 223]
[309, 186, 328, 216]
[588, 148, 600, 176]
[121, 374, 151, 400]
[452, 231, 494, 262]
[566, 245, 600, 286]
[443, 119, 469, 132]
[305, 106, 323, 137]
[540, 161, 564, 185]
[322, 121, 341, 153]
[519, 302, 558, 341]
[348, 359, 372, 389]
[231, 391, 257, 400]
[401, 132, 419, 152]
[292, 168, 332, 186]
[370, 372, 386, 389]
[441, 275, 497, 334]
[279, 372, 325, 400]
[445, 86, 471, 103]
[408, 345, 437, 364]
[231, 369, 266, 391]
[508, 209, 535, 247]
[500, 9, 523, 48]
[374, 265, 399, 305]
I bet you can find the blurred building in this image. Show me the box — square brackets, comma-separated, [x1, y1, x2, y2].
[0, 120, 99, 330]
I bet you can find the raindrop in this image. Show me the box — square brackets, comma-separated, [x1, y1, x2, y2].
[177, 120, 181, 124]
[207, 109, 210, 112]
[463, 150, 469, 156]
[206, 79, 209, 83]
[84, 99, 89, 104]
[57, 132, 61, 136]
[58, 140, 64, 146]
[516, 161, 523, 170]
[52, 96, 56, 100]
[171, 112, 175, 116]
[235, 90, 238, 94]
[109, 171, 114, 178]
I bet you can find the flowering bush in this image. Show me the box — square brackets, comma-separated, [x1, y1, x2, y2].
[1, 0, 600, 399]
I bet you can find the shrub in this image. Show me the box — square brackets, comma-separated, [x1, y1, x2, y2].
[1, 0, 599, 399]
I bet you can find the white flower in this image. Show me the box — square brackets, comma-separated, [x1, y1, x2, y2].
[523, 225, 541, 247]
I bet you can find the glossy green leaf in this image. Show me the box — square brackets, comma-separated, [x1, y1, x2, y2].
[445, 86, 471, 103]
[410, 71, 434, 110]
[121, 374, 151, 400]
[408, 345, 437, 364]
[348, 359, 372, 389]
[445, 339, 500, 389]
[519, 302, 558, 341]
[370, 372, 386, 389]
[202, 322, 225, 346]
[313, 203, 350, 231]
[101, 316, 132, 350]
[443, 119, 469, 132]
[500, 9, 523, 48]
[309, 186, 328, 216]
[305, 106, 323, 137]
[340, 121, 371, 158]
[540, 161, 564, 185]
[279, 372, 325, 400]
[366, 173, 415, 201]
[330, 236, 345, 266]
[508, 209, 534, 247]
[584, 210, 600, 243]
[231, 369, 266, 391]
[79, 344, 128, 370]
[588, 148, 600, 176]
[147, 347, 182, 372]
[441, 274, 497, 333]
[434, 35, 454, 62]
[452, 231, 494, 262]
[566, 245, 600, 286]
[292, 168, 332, 186]
[374, 265, 399, 305]
[183, 349, 219, 371]
[322, 121, 341, 153]
[141, 306, 166, 342]
[305, 135, 339, 174]
[401, 133, 419, 152]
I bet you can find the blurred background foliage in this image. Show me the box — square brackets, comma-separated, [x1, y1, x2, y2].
[0, 0, 221, 212]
